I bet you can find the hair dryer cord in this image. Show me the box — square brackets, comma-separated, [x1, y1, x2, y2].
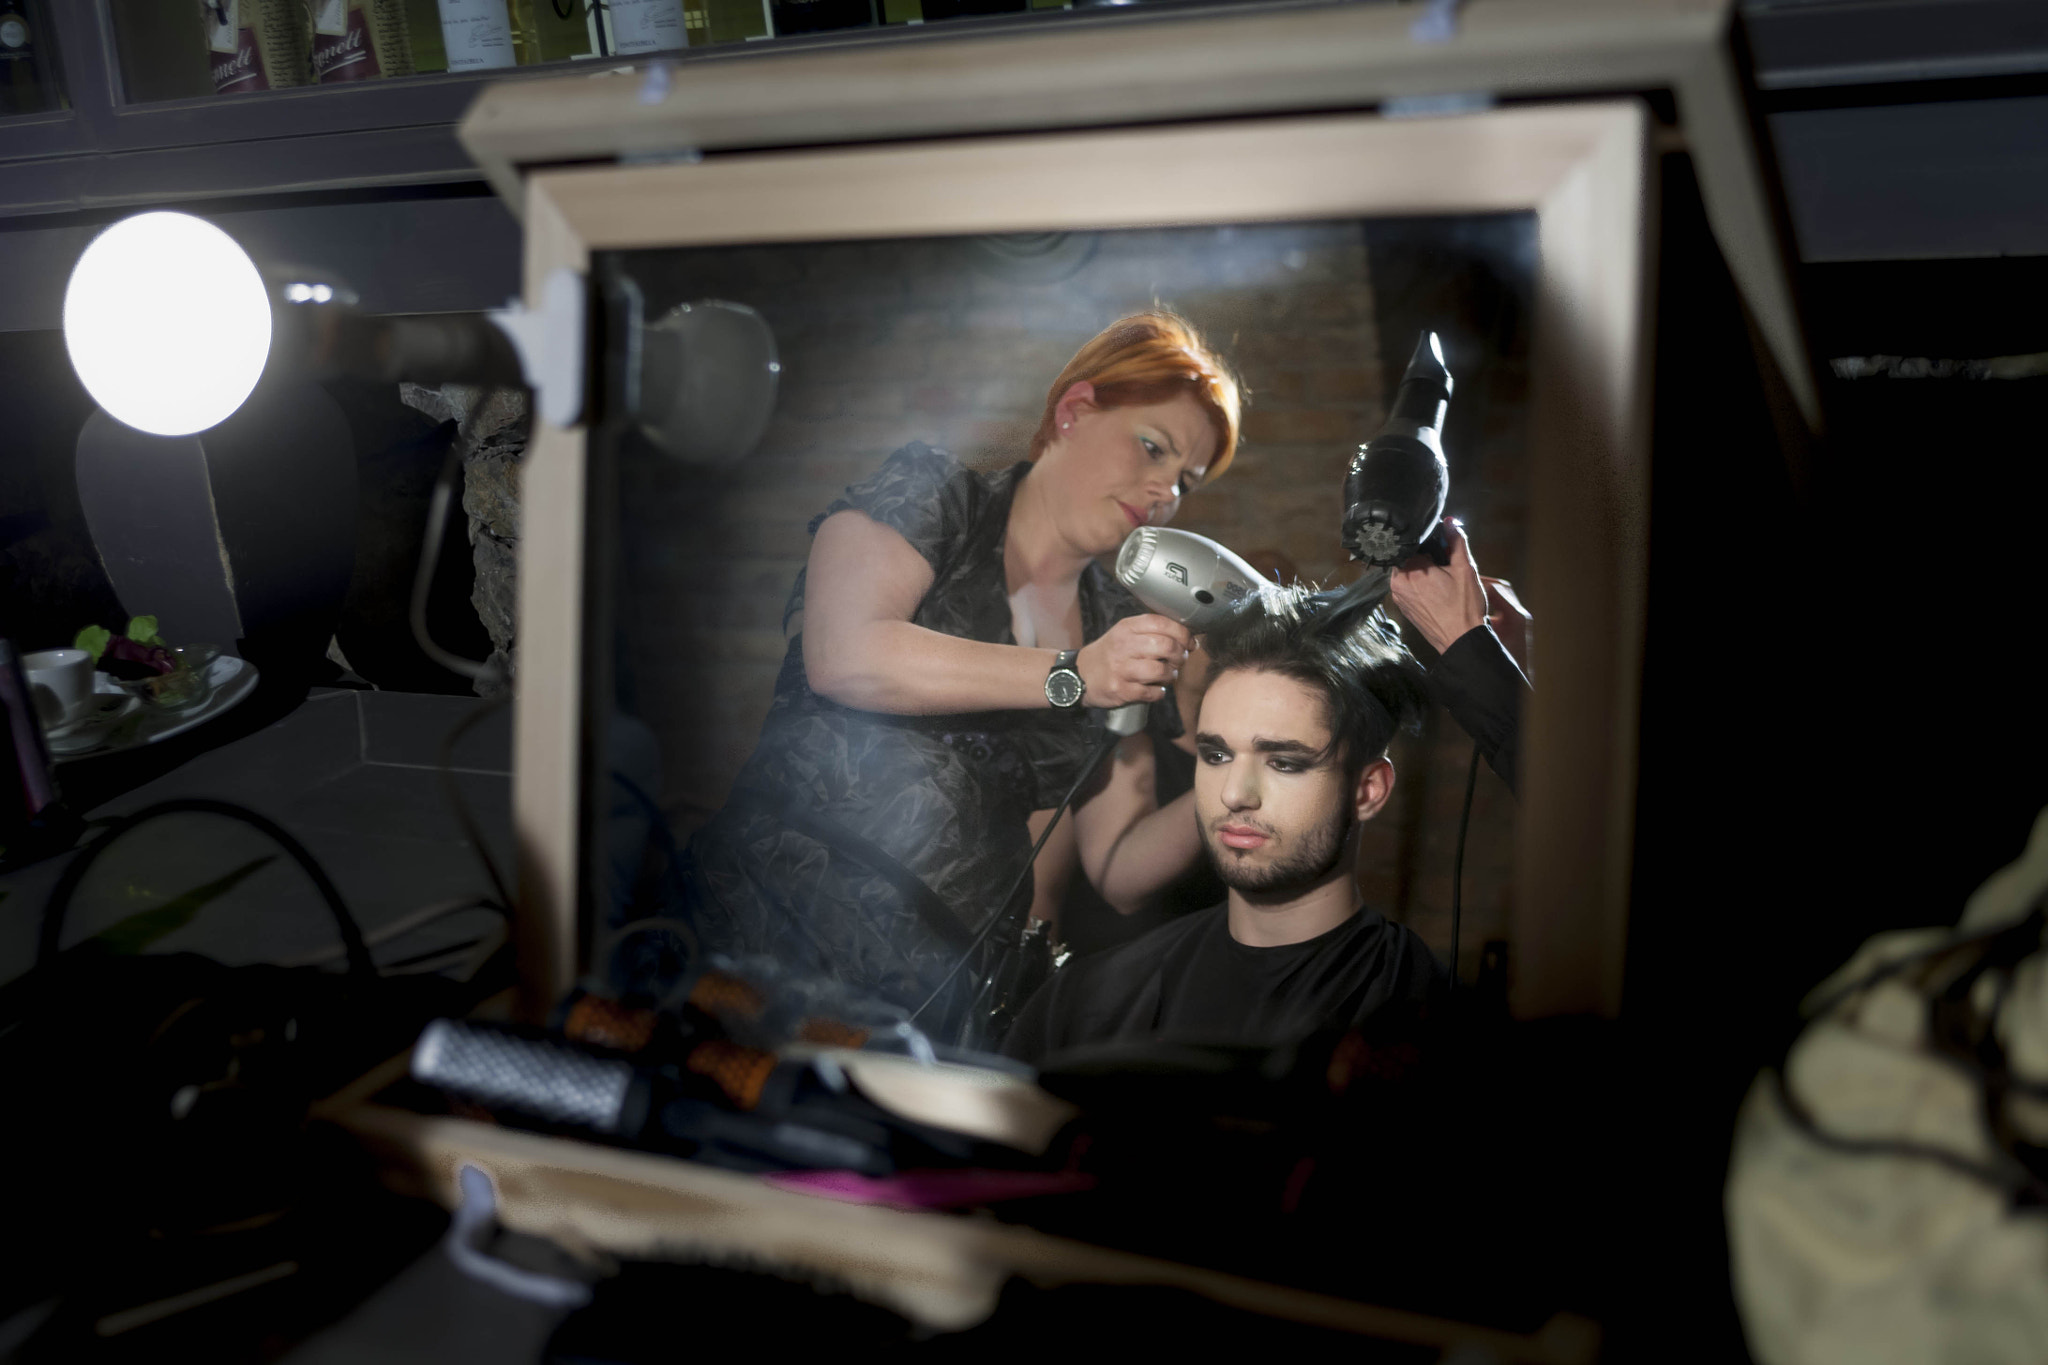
[909, 727, 1124, 1027]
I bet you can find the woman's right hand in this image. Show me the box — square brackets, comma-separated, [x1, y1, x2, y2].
[1076, 615, 1192, 709]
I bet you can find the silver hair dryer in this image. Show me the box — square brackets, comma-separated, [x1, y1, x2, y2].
[1105, 526, 1269, 734]
[1115, 527, 1269, 634]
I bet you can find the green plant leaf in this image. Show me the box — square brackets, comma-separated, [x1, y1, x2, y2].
[74, 624, 112, 661]
[91, 855, 278, 955]
[125, 615, 163, 647]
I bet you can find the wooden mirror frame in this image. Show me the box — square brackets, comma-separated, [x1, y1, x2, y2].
[503, 99, 1661, 1022]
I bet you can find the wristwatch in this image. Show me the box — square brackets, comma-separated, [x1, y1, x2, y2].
[1045, 649, 1086, 710]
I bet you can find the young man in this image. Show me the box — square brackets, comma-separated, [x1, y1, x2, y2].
[1002, 584, 1449, 1064]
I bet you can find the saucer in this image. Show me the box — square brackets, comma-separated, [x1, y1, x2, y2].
[43, 693, 142, 755]
[49, 655, 259, 763]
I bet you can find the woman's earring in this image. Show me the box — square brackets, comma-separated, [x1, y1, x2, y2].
[1060, 422, 1070, 431]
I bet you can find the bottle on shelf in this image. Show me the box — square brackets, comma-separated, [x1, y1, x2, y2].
[918, 0, 1028, 18]
[306, 0, 417, 81]
[607, 0, 687, 54]
[432, 0, 538, 69]
[766, 0, 876, 36]
[509, 0, 542, 62]
[882, 0, 1051, 23]
[681, 0, 771, 45]
[1, 0, 65, 116]
[201, 0, 314, 94]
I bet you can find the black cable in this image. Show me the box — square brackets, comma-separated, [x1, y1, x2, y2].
[609, 770, 704, 935]
[1449, 743, 1480, 987]
[909, 727, 1123, 1026]
[440, 694, 517, 916]
[38, 798, 377, 980]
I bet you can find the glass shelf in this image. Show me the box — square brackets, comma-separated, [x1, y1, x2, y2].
[107, 0, 1076, 108]
[0, 0, 1334, 219]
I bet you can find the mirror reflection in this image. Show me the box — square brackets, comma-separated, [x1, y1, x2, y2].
[598, 214, 1534, 1064]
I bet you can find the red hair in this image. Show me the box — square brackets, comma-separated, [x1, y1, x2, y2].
[1029, 312, 1244, 483]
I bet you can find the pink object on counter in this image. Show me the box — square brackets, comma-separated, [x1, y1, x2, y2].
[762, 1168, 1096, 1208]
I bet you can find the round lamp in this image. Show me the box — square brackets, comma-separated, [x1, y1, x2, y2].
[63, 211, 273, 437]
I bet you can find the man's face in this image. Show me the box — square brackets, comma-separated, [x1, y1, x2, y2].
[1193, 667, 1362, 895]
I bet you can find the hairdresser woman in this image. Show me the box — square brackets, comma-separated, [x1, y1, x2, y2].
[686, 314, 1239, 1047]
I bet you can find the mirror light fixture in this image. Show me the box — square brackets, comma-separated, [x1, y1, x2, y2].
[63, 212, 273, 438]
[61, 210, 783, 472]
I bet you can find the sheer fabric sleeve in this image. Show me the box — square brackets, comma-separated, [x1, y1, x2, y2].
[811, 442, 984, 579]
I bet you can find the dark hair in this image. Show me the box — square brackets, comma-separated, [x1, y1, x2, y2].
[1201, 585, 1431, 784]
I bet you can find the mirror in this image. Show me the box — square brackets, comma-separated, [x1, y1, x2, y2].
[593, 212, 1535, 1057]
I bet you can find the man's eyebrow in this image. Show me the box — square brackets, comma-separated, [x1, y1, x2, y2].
[1193, 733, 1324, 758]
[1250, 738, 1322, 757]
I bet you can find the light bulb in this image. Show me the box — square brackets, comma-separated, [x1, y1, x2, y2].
[63, 211, 273, 437]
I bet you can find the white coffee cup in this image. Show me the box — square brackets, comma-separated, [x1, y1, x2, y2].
[24, 648, 94, 730]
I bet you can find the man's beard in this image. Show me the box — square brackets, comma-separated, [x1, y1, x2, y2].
[1201, 803, 1353, 895]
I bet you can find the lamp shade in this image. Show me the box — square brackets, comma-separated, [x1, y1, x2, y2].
[63, 212, 273, 438]
[75, 375, 356, 672]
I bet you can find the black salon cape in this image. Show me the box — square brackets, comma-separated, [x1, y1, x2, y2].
[1001, 902, 1446, 1066]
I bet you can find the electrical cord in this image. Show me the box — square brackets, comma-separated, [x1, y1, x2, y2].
[609, 771, 706, 936]
[38, 798, 377, 980]
[410, 436, 505, 689]
[909, 727, 1123, 1027]
[408, 409, 519, 916]
[276, 895, 508, 971]
[379, 924, 509, 981]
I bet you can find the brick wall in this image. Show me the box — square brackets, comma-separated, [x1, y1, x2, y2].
[608, 213, 1532, 978]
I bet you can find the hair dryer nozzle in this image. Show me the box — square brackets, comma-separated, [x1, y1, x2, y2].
[1402, 331, 1452, 402]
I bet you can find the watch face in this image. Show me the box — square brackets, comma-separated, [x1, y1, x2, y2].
[1046, 669, 1085, 709]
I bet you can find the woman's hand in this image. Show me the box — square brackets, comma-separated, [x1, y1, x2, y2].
[1389, 519, 1489, 655]
[1076, 614, 1192, 709]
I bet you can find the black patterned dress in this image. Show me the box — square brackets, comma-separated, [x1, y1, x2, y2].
[685, 443, 1181, 1041]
